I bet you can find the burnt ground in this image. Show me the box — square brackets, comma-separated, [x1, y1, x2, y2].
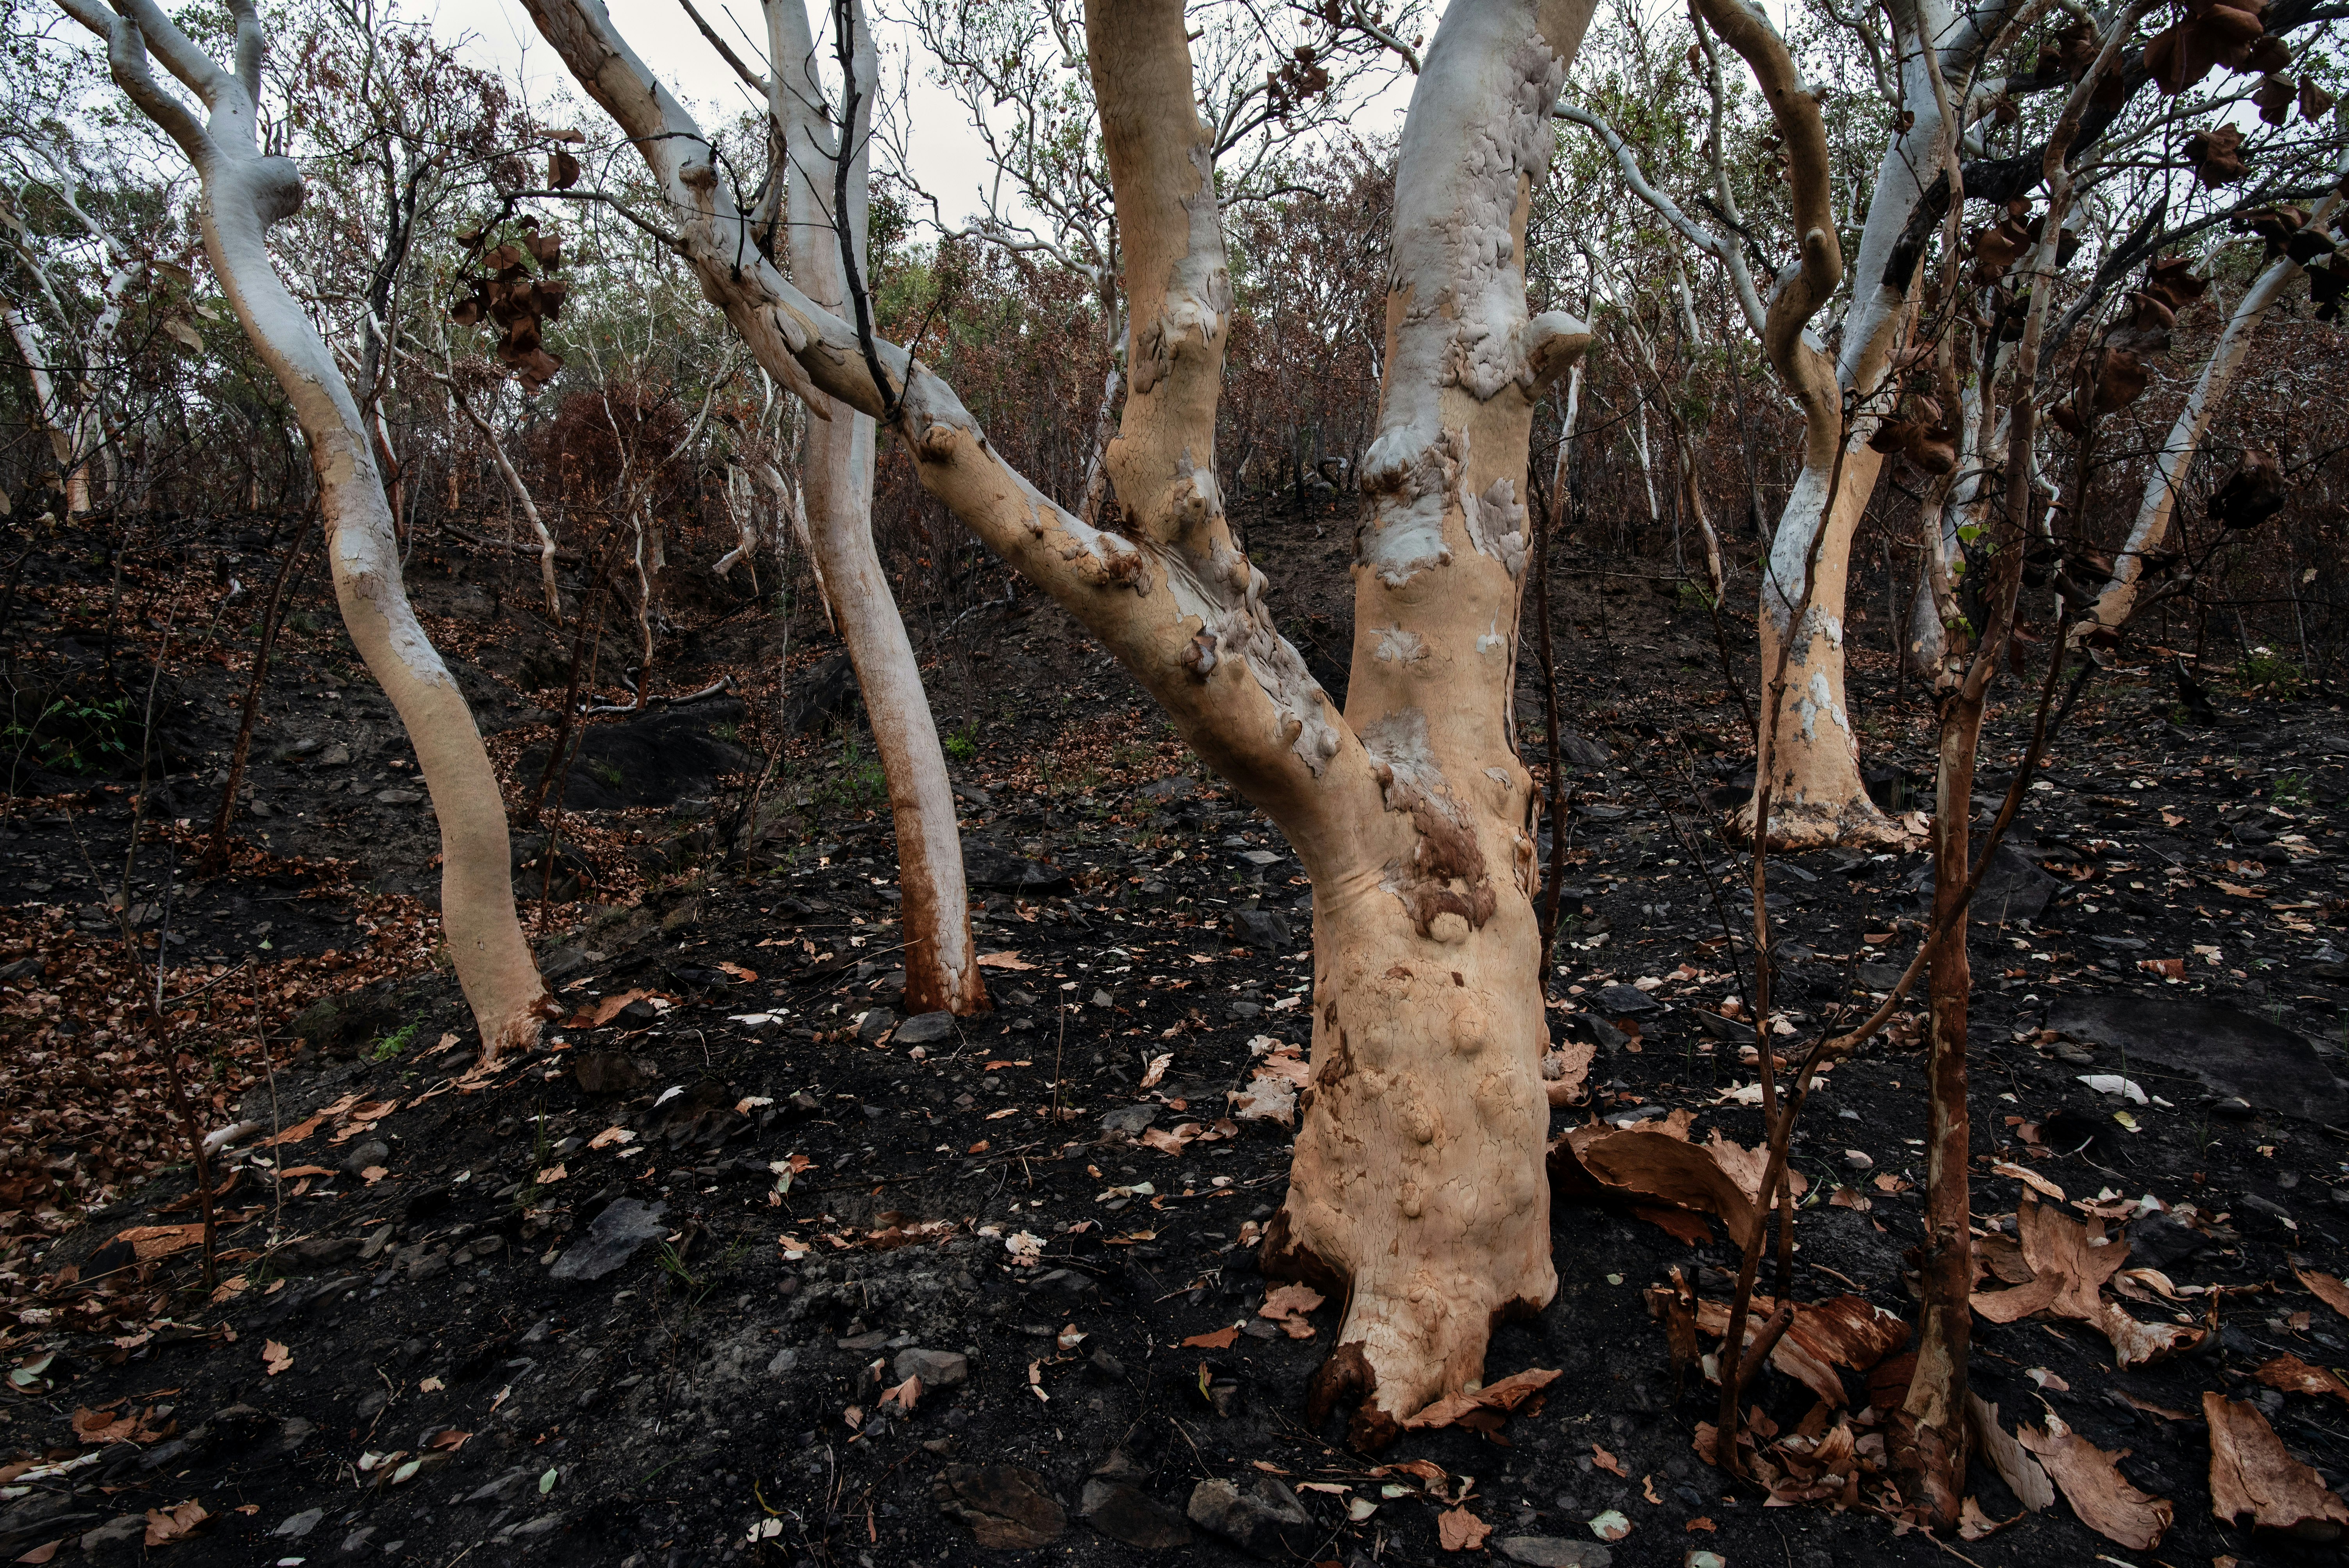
[5, 501, 2349, 1567]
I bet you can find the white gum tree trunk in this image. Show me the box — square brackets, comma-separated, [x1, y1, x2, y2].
[1735, 0, 1990, 848]
[526, 0, 1592, 1444]
[2078, 176, 2345, 643]
[767, 0, 984, 1018]
[60, 0, 549, 1062]
[4, 304, 91, 513]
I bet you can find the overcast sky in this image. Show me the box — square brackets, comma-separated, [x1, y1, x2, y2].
[423, 0, 1419, 238]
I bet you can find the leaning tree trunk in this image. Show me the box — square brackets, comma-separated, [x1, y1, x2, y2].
[60, 0, 550, 1063]
[771, 0, 984, 1017]
[528, 0, 1592, 1444]
[4, 305, 91, 514]
[2080, 175, 2345, 642]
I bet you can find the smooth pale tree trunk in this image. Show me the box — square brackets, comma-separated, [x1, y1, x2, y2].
[526, 0, 1590, 1445]
[2079, 178, 2345, 642]
[4, 305, 90, 513]
[61, 0, 549, 1063]
[1266, 0, 1595, 1446]
[768, 0, 984, 1017]
[1734, 0, 1985, 849]
[714, 463, 761, 586]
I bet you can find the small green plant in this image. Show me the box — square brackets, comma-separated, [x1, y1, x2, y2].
[2273, 770, 2312, 808]
[2238, 646, 2303, 695]
[370, 1022, 419, 1062]
[945, 729, 978, 763]
[711, 722, 740, 744]
[588, 759, 626, 788]
[1676, 580, 1717, 613]
[4, 695, 135, 775]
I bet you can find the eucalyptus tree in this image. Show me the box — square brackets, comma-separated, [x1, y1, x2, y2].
[527, 0, 1592, 1443]
[55, 0, 551, 1063]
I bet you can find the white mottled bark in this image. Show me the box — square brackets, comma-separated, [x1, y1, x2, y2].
[59, 0, 548, 1062]
[4, 304, 89, 513]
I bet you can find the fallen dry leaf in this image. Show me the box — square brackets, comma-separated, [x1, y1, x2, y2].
[716, 961, 757, 982]
[976, 951, 1036, 971]
[2018, 1409, 2172, 1550]
[1437, 1506, 1492, 1552]
[261, 1340, 293, 1377]
[142, 1499, 207, 1548]
[2205, 1390, 2349, 1538]
[878, 1374, 922, 1413]
[1991, 1159, 2066, 1202]
[14, 1539, 60, 1563]
[1592, 1443, 1627, 1477]
[1181, 1326, 1239, 1350]
[1139, 1052, 1172, 1089]
[1967, 1394, 2055, 1513]
[71, 1407, 136, 1446]
[1258, 1283, 1324, 1340]
[2256, 1354, 2349, 1404]
[1692, 1294, 1907, 1406]
[1553, 1110, 1807, 1252]
[1969, 1195, 2205, 1367]
[111, 1224, 207, 1262]
[2296, 1267, 2349, 1322]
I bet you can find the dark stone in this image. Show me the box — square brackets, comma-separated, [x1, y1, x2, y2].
[1854, 962, 1905, 991]
[1100, 1105, 1158, 1136]
[1497, 1539, 1614, 1568]
[1559, 727, 1614, 768]
[1229, 910, 1291, 952]
[857, 1008, 897, 1043]
[964, 843, 1072, 893]
[515, 705, 754, 812]
[1566, 1012, 1633, 1052]
[537, 945, 593, 984]
[1863, 760, 1914, 811]
[1080, 1480, 1192, 1549]
[548, 1198, 667, 1282]
[780, 652, 861, 734]
[573, 1050, 652, 1095]
[897, 1011, 956, 1045]
[933, 1464, 1066, 1549]
[2133, 1211, 2198, 1277]
[1185, 1476, 1314, 1558]
[2045, 996, 2349, 1123]
[1594, 983, 1659, 1016]
[1902, 841, 2061, 924]
[0, 956, 44, 983]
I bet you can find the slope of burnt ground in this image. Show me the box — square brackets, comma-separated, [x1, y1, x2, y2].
[4, 505, 2349, 1566]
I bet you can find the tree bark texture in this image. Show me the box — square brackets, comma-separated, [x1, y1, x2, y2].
[61, 0, 550, 1062]
[770, 0, 984, 1017]
[526, 0, 1594, 1443]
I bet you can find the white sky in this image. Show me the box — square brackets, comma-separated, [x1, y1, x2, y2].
[424, 1, 1419, 237]
[418, 2, 1029, 233]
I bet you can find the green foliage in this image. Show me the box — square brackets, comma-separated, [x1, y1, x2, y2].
[2272, 770, 2312, 807]
[371, 1022, 420, 1062]
[4, 695, 133, 776]
[945, 728, 978, 763]
[2237, 648, 2302, 695]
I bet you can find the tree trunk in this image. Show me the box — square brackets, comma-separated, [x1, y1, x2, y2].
[445, 372, 561, 618]
[1743, 443, 1902, 845]
[772, 0, 984, 1017]
[2080, 186, 2340, 641]
[1264, 0, 1595, 1444]
[59, 0, 551, 1063]
[4, 304, 91, 514]
[526, 0, 1593, 1436]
